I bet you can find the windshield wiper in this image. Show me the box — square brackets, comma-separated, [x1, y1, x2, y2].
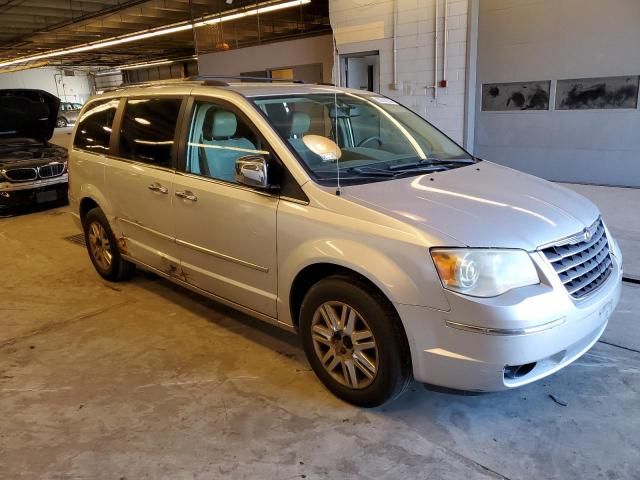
[346, 166, 395, 177]
[388, 157, 475, 171]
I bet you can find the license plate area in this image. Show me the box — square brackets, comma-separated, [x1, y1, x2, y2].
[36, 190, 57, 203]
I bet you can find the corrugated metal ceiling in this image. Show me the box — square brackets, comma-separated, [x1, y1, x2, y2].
[0, 0, 330, 68]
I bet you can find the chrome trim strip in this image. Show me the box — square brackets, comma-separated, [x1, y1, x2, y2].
[0, 174, 68, 191]
[445, 317, 566, 336]
[537, 216, 601, 250]
[175, 238, 269, 273]
[118, 218, 174, 241]
[280, 195, 309, 205]
[120, 254, 293, 332]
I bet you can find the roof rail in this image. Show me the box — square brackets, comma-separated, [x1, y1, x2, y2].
[190, 75, 305, 85]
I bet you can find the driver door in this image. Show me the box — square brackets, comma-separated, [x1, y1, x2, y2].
[172, 97, 279, 317]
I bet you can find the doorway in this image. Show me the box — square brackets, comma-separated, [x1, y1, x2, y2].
[341, 51, 379, 93]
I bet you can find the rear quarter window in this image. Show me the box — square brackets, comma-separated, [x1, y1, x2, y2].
[73, 99, 119, 152]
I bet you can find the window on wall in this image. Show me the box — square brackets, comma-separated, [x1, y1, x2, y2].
[556, 76, 639, 110]
[481, 81, 550, 111]
[73, 99, 119, 152]
[118, 98, 182, 167]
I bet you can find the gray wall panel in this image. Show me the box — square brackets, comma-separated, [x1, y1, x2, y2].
[474, 0, 640, 187]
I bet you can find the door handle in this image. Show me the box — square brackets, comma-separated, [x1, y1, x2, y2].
[148, 182, 168, 194]
[175, 190, 197, 202]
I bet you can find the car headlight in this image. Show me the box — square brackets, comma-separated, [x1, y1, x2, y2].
[431, 248, 539, 297]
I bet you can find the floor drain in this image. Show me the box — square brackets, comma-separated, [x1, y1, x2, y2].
[64, 233, 86, 247]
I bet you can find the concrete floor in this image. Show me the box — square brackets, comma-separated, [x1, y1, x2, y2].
[1, 207, 639, 479]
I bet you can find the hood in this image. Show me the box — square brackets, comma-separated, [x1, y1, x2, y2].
[343, 161, 600, 250]
[0, 89, 60, 142]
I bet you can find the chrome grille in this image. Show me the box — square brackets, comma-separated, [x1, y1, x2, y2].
[541, 219, 612, 299]
[3, 167, 37, 182]
[38, 163, 65, 178]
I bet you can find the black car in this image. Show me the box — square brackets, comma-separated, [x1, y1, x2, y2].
[0, 89, 68, 214]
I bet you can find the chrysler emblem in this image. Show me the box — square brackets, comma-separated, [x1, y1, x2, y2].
[584, 229, 592, 241]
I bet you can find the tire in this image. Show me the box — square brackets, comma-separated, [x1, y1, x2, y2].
[299, 275, 412, 407]
[83, 207, 135, 281]
[56, 117, 67, 128]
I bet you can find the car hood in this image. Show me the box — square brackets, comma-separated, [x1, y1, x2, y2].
[342, 161, 600, 250]
[0, 89, 60, 142]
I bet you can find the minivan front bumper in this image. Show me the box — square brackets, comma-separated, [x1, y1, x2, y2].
[397, 252, 622, 392]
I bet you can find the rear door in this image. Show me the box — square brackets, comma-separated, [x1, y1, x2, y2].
[105, 96, 185, 271]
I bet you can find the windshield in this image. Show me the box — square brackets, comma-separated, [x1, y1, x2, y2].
[252, 92, 474, 185]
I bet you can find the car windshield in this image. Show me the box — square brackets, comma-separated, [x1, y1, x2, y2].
[252, 92, 475, 185]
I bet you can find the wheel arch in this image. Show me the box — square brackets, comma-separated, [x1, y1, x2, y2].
[289, 263, 394, 329]
[76, 183, 114, 228]
[291, 262, 414, 391]
[79, 196, 99, 224]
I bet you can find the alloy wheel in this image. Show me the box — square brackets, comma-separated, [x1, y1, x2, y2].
[311, 301, 379, 389]
[88, 221, 113, 271]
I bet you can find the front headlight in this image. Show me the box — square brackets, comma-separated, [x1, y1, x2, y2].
[431, 248, 539, 297]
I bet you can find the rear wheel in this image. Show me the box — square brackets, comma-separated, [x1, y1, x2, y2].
[299, 275, 411, 407]
[83, 207, 135, 281]
[56, 117, 67, 128]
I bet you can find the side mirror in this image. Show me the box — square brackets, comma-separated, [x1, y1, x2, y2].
[235, 155, 277, 190]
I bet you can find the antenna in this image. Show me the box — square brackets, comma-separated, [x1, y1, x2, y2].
[334, 89, 341, 196]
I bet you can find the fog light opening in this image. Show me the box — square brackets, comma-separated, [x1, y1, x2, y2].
[504, 362, 537, 380]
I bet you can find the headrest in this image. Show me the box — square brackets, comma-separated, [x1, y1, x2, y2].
[212, 110, 238, 139]
[290, 112, 310, 137]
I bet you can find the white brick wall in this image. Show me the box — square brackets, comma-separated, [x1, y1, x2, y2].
[330, 0, 469, 143]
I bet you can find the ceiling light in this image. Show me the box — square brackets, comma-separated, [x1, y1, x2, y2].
[0, 0, 311, 69]
[197, 0, 310, 26]
[119, 59, 173, 70]
[94, 70, 121, 76]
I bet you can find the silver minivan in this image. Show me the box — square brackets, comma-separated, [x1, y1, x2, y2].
[69, 79, 622, 406]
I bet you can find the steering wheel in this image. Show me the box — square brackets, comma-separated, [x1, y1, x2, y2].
[357, 136, 383, 148]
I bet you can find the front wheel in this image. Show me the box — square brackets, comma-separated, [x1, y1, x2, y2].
[56, 117, 67, 128]
[299, 275, 411, 407]
[83, 207, 135, 281]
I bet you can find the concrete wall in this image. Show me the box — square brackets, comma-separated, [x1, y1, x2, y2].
[475, 0, 640, 187]
[0, 67, 93, 103]
[197, 35, 334, 83]
[330, 0, 469, 143]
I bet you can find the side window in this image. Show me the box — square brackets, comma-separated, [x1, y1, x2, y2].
[185, 100, 271, 183]
[118, 97, 182, 167]
[73, 99, 119, 152]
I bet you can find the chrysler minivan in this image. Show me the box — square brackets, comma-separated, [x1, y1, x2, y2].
[68, 79, 622, 406]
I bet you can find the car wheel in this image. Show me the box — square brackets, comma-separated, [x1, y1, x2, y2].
[299, 275, 412, 407]
[56, 117, 67, 128]
[83, 207, 135, 281]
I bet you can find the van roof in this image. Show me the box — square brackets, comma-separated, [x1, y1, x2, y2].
[95, 77, 376, 100]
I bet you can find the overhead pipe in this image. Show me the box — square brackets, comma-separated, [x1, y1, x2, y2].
[432, 0, 439, 100]
[442, 0, 448, 87]
[392, 0, 399, 90]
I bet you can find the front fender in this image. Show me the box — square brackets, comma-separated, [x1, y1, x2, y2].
[277, 237, 451, 326]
